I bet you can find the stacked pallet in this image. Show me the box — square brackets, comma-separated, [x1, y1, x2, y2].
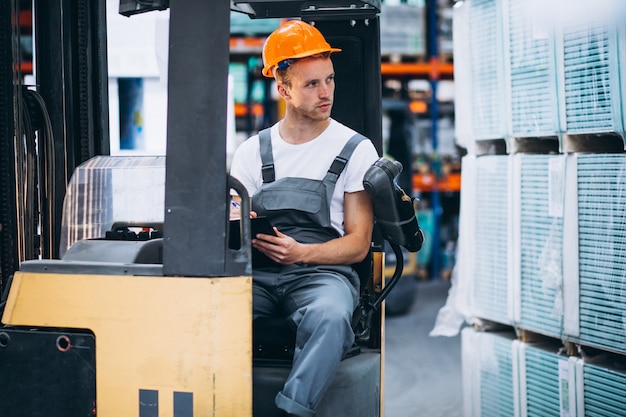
[451, 0, 626, 415]
[462, 328, 626, 417]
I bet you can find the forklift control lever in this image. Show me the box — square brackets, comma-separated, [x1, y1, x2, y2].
[363, 157, 423, 252]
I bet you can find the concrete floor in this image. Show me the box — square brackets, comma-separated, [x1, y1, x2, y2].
[384, 279, 464, 417]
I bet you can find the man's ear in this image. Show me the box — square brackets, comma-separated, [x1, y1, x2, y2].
[277, 82, 290, 101]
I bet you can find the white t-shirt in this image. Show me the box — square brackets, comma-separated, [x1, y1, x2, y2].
[230, 119, 380, 235]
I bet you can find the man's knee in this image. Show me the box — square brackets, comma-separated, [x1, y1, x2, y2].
[304, 295, 353, 324]
[294, 301, 353, 347]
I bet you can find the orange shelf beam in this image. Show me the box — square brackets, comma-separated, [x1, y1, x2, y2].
[413, 172, 461, 193]
[381, 61, 454, 79]
[20, 10, 32, 29]
[18, 61, 32, 74]
[230, 37, 266, 53]
[234, 102, 264, 118]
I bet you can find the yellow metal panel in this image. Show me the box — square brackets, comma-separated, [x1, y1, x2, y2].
[373, 251, 386, 417]
[2, 272, 252, 417]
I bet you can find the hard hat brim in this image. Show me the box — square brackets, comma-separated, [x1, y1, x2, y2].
[262, 47, 342, 78]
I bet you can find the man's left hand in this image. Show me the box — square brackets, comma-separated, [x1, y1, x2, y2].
[252, 228, 304, 265]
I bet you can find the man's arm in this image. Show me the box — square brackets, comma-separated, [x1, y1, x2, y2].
[252, 190, 373, 265]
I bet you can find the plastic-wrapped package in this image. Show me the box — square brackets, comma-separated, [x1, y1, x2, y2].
[60, 156, 166, 257]
[461, 328, 519, 417]
[563, 154, 626, 355]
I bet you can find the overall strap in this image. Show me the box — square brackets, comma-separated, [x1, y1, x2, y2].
[323, 133, 368, 185]
[258, 128, 275, 183]
[259, 129, 367, 185]
[322, 133, 368, 206]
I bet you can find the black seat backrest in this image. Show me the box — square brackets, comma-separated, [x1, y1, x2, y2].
[351, 251, 374, 293]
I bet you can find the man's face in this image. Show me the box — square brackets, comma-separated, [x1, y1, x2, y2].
[279, 57, 335, 122]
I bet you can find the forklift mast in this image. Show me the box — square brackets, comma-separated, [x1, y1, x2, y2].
[0, 0, 109, 292]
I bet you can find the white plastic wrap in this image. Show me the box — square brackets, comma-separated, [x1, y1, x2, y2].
[514, 154, 566, 338]
[462, 328, 588, 417]
[580, 352, 626, 416]
[434, 152, 626, 355]
[59, 156, 166, 257]
[505, 0, 561, 140]
[461, 328, 519, 417]
[430, 155, 478, 337]
[467, 0, 508, 142]
[567, 154, 626, 354]
[452, 0, 474, 153]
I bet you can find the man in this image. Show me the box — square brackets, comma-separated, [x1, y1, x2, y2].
[229, 20, 379, 417]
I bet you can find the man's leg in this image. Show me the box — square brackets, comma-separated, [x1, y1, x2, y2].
[252, 270, 282, 319]
[274, 266, 359, 417]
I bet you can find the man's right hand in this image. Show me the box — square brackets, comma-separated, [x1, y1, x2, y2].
[230, 198, 257, 220]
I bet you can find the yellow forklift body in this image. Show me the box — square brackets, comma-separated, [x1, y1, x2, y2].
[373, 251, 386, 413]
[3, 271, 252, 417]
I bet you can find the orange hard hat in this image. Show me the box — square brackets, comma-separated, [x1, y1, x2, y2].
[262, 20, 342, 78]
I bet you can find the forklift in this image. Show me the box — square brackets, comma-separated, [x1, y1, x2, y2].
[0, 1, 421, 416]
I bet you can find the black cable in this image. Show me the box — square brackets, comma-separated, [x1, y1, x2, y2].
[25, 89, 55, 259]
[19, 91, 37, 260]
[372, 242, 404, 311]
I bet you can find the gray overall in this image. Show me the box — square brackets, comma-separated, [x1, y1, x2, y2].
[252, 128, 366, 417]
